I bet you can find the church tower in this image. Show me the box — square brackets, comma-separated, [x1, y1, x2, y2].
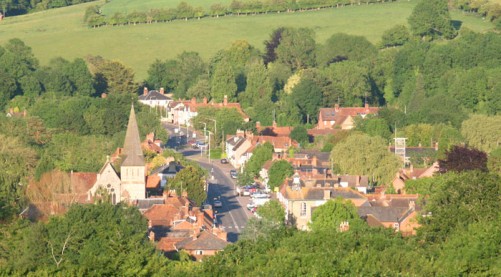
[120, 104, 146, 202]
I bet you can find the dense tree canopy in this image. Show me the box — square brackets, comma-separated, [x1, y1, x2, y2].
[267, 160, 294, 190]
[168, 165, 207, 206]
[408, 0, 456, 40]
[331, 133, 401, 185]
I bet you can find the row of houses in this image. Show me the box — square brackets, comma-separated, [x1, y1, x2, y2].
[277, 172, 421, 234]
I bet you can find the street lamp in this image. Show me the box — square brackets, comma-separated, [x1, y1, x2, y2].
[208, 118, 217, 145]
[207, 130, 213, 163]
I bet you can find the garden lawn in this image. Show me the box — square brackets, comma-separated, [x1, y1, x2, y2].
[0, 1, 493, 81]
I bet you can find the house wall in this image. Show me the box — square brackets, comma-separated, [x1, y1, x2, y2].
[399, 211, 420, 236]
[287, 199, 327, 231]
[341, 116, 354, 130]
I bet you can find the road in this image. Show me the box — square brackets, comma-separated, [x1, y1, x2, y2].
[163, 122, 252, 242]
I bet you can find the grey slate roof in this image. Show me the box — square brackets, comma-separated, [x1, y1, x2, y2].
[357, 206, 410, 223]
[139, 90, 171, 101]
[122, 105, 145, 166]
[304, 189, 366, 200]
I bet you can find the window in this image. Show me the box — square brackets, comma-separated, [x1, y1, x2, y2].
[195, 250, 203, 255]
[300, 202, 307, 217]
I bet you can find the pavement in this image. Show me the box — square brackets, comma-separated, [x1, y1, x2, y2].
[162, 122, 253, 242]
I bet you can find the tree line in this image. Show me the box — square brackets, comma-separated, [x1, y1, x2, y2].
[0, 0, 93, 16]
[452, 0, 501, 28]
[84, 0, 397, 28]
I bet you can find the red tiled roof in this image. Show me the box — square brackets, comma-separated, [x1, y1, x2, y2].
[172, 220, 194, 230]
[157, 237, 186, 252]
[251, 136, 298, 150]
[143, 204, 180, 226]
[146, 175, 161, 189]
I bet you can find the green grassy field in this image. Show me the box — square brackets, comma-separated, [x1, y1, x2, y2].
[0, 1, 493, 81]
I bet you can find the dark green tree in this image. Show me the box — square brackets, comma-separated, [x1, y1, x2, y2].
[256, 199, 285, 224]
[276, 27, 316, 71]
[291, 79, 322, 124]
[419, 171, 500, 243]
[379, 25, 411, 48]
[169, 165, 207, 206]
[408, 0, 456, 40]
[317, 33, 377, 67]
[310, 198, 364, 233]
[267, 160, 294, 190]
[211, 59, 237, 102]
[290, 125, 309, 146]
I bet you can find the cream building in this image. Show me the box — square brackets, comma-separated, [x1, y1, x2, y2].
[88, 105, 146, 203]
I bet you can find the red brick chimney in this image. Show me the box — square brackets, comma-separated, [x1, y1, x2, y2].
[365, 102, 369, 112]
[101, 93, 107, 98]
[335, 104, 340, 112]
[191, 97, 196, 105]
[143, 87, 148, 96]
[159, 87, 164, 94]
[311, 156, 318, 167]
[223, 95, 228, 106]
[256, 121, 261, 130]
[203, 97, 208, 104]
[272, 120, 277, 128]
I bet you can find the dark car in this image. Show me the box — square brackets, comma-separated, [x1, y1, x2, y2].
[230, 169, 238, 179]
[220, 158, 228, 164]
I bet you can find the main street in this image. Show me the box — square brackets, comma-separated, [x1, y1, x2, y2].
[163, 123, 252, 242]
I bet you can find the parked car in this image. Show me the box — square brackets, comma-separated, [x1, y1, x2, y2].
[192, 141, 207, 149]
[251, 193, 270, 199]
[237, 184, 259, 196]
[220, 158, 228, 164]
[230, 169, 238, 179]
[213, 200, 222, 208]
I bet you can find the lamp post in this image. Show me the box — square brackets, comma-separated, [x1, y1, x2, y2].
[207, 130, 213, 163]
[208, 118, 217, 146]
[200, 122, 207, 157]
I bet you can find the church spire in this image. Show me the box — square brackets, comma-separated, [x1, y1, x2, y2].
[122, 104, 145, 166]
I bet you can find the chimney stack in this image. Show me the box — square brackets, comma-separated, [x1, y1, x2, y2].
[323, 189, 331, 200]
[256, 121, 261, 130]
[365, 102, 369, 111]
[159, 87, 164, 94]
[143, 87, 148, 96]
[191, 97, 196, 105]
[203, 97, 208, 104]
[334, 104, 340, 112]
[223, 95, 228, 106]
[101, 93, 107, 98]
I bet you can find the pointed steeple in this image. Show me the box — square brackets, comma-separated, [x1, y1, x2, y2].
[122, 104, 145, 166]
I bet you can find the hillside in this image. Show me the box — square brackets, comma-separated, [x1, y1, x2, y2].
[0, 1, 493, 81]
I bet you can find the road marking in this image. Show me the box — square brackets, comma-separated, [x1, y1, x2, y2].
[227, 211, 240, 233]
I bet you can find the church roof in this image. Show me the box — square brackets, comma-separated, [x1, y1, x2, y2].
[122, 105, 145, 166]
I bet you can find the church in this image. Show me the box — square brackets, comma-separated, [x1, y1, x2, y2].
[88, 105, 146, 204]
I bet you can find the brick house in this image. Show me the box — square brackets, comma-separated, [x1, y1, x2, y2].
[316, 103, 379, 130]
